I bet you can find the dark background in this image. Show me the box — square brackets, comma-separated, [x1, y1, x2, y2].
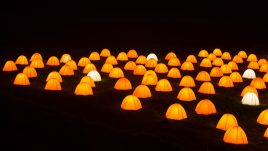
[1, 2, 268, 57]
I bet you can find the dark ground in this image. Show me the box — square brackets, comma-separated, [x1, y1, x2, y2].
[1, 2, 268, 151]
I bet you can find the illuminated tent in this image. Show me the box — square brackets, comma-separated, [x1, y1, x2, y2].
[198, 82, 215, 94]
[258, 58, 268, 66]
[165, 52, 177, 60]
[198, 50, 209, 58]
[124, 61, 136, 71]
[155, 79, 173, 92]
[213, 48, 222, 56]
[2, 60, 17, 71]
[232, 55, 243, 63]
[78, 57, 90, 67]
[30, 59, 45, 68]
[141, 73, 158, 85]
[230, 72, 243, 83]
[109, 67, 124, 78]
[177, 88, 196, 101]
[227, 61, 239, 71]
[241, 92, 259, 106]
[250, 77, 266, 89]
[195, 99, 217, 115]
[135, 55, 147, 64]
[100, 48, 111, 57]
[101, 63, 113, 73]
[144, 70, 158, 79]
[133, 65, 147, 75]
[216, 114, 238, 131]
[87, 70, 102, 82]
[66, 60, 77, 70]
[259, 63, 268, 72]
[168, 58, 181, 67]
[46, 56, 60, 66]
[22, 66, 37, 78]
[127, 49, 138, 58]
[247, 54, 258, 62]
[195, 71, 211, 82]
[75, 82, 93, 96]
[264, 128, 268, 138]
[59, 64, 74, 76]
[80, 76, 95, 87]
[238, 50, 247, 58]
[218, 76, 234, 88]
[242, 69, 256, 79]
[221, 52, 232, 60]
[223, 126, 248, 144]
[132, 85, 151, 98]
[154, 63, 168, 73]
[30, 52, 43, 61]
[179, 75, 196, 87]
[145, 58, 158, 68]
[257, 109, 268, 125]
[167, 68, 181, 78]
[210, 67, 223, 77]
[117, 52, 128, 61]
[13, 73, 30, 85]
[114, 78, 132, 90]
[45, 79, 62, 90]
[200, 58, 212, 68]
[186, 55, 197, 63]
[212, 58, 224, 66]
[222, 63, 234, 73]
[83, 63, 97, 73]
[146, 53, 158, 61]
[248, 61, 259, 69]
[15, 55, 28, 65]
[207, 53, 217, 61]
[180, 61, 194, 71]
[121, 95, 142, 110]
[89, 52, 100, 61]
[60, 54, 71, 63]
[46, 71, 63, 82]
[263, 73, 268, 82]
[241, 85, 258, 96]
[105, 56, 118, 65]
[165, 103, 187, 120]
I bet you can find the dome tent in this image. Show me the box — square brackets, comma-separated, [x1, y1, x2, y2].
[155, 79, 173, 92]
[242, 69, 256, 79]
[60, 54, 71, 63]
[66, 60, 77, 70]
[213, 48, 222, 56]
[238, 50, 247, 58]
[114, 78, 132, 90]
[145, 58, 158, 68]
[3, 60, 17, 71]
[46, 56, 60, 66]
[257, 109, 268, 125]
[177, 88, 196, 101]
[121, 95, 142, 110]
[168, 58, 181, 66]
[263, 73, 268, 82]
[146, 53, 158, 61]
[133, 65, 147, 75]
[227, 61, 239, 70]
[59, 64, 74, 76]
[220, 64, 232, 74]
[230, 72, 243, 83]
[200, 58, 212, 68]
[23, 66, 37, 78]
[247, 54, 258, 62]
[124, 61, 136, 71]
[248, 61, 259, 69]
[233, 55, 244, 63]
[141, 73, 158, 85]
[46, 71, 63, 83]
[89, 52, 100, 61]
[154, 63, 169, 73]
[44, 79, 62, 90]
[80, 76, 95, 87]
[13, 73, 30, 85]
[87, 70, 102, 81]
[216, 114, 238, 131]
[165, 103, 187, 120]
[259, 63, 268, 72]
[109, 67, 124, 78]
[221, 52, 232, 60]
[258, 58, 267, 66]
[132, 85, 151, 98]
[116, 52, 128, 61]
[15, 55, 28, 65]
[167, 68, 181, 78]
[83, 63, 97, 73]
[180, 61, 194, 71]
[241, 85, 258, 96]
[198, 50, 209, 58]
[186, 55, 197, 63]
[195, 71, 211, 82]
[136, 55, 147, 64]
[218, 76, 234, 88]
[241, 92, 259, 106]
[100, 48, 111, 57]
[195, 99, 217, 115]
[208, 53, 217, 61]
[265, 128, 268, 138]
[165, 52, 177, 60]
[250, 77, 266, 89]
[74, 82, 93, 96]
[30, 52, 43, 61]
[210, 67, 223, 77]
[105, 56, 118, 65]
[30, 59, 45, 68]
[179, 75, 196, 87]
[127, 49, 138, 58]
[212, 58, 224, 66]
[223, 126, 248, 144]
[101, 63, 113, 73]
[198, 82, 215, 94]
[78, 57, 90, 67]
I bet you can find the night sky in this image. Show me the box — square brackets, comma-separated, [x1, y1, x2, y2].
[1, 2, 268, 55]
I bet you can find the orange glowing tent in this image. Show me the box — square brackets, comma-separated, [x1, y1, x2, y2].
[132, 85, 152, 98]
[198, 50, 209, 58]
[165, 52, 177, 60]
[223, 126, 248, 144]
[101, 63, 113, 73]
[200, 58, 212, 68]
[167, 68, 181, 78]
[105, 56, 118, 65]
[155, 79, 173, 92]
[2, 60, 17, 71]
[155, 63, 168, 73]
[127, 49, 138, 58]
[109, 67, 124, 78]
[22, 66, 37, 78]
[30, 59, 45, 68]
[59, 64, 74, 76]
[60, 54, 72, 63]
[165, 103, 187, 120]
[195, 71, 211, 82]
[177, 88, 196, 101]
[180, 61, 195, 71]
[30, 52, 43, 61]
[78, 57, 91, 67]
[216, 114, 238, 131]
[13, 73, 30, 85]
[46, 56, 60, 66]
[121, 95, 142, 110]
[198, 82, 215, 94]
[179, 75, 195, 87]
[89, 52, 100, 61]
[133, 65, 147, 75]
[15, 55, 29, 65]
[116, 52, 128, 61]
[46, 71, 63, 82]
[45, 79, 62, 90]
[124, 61, 136, 71]
[195, 99, 217, 115]
[114, 78, 132, 90]
[75, 82, 93, 96]
[100, 48, 111, 57]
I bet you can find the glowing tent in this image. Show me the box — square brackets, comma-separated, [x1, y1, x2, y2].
[230, 72, 243, 83]
[242, 69, 256, 79]
[210, 67, 223, 77]
[259, 63, 268, 72]
[121, 95, 142, 110]
[136, 55, 147, 64]
[177, 88, 196, 101]
[83, 63, 97, 73]
[232, 55, 243, 63]
[212, 58, 224, 66]
[263, 73, 268, 82]
[250, 77, 266, 89]
[145, 58, 158, 68]
[75, 82, 93, 96]
[186, 55, 197, 63]
[46, 71, 63, 82]
[218, 76, 234, 88]
[146, 53, 158, 61]
[60, 54, 71, 63]
[241, 85, 258, 96]
[196, 71, 211, 82]
[105, 56, 118, 65]
[167, 68, 181, 78]
[44, 79, 62, 90]
[132, 85, 152, 98]
[168, 58, 181, 67]
[180, 61, 195, 71]
[133, 65, 147, 75]
[22, 66, 37, 78]
[220, 64, 232, 74]
[127, 49, 138, 58]
[155, 79, 173, 92]
[221, 52, 232, 60]
[165, 103, 187, 120]
[257, 109, 268, 125]
[198, 50, 209, 58]
[213, 48, 222, 56]
[109, 67, 124, 78]
[89, 52, 100, 61]
[248, 61, 259, 69]
[154, 63, 168, 73]
[141, 73, 158, 85]
[30, 59, 45, 68]
[223, 126, 248, 144]
[179, 75, 196, 87]
[15, 55, 28, 65]
[198, 82, 215, 94]
[195, 99, 217, 115]
[80, 76, 95, 87]
[238, 50, 247, 58]
[247, 54, 258, 62]
[216, 114, 238, 131]
[78, 57, 90, 67]
[101, 63, 113, 73]
[208, 53, 217, 61]
[2, 60, 17, 71]
[66, 60, 77, 70]
[241, 92, 259, 106]
[165, 52, 177, 60]
[100, 48, 111, 57]
[114, 78, 132, 90]
[30, 53, 43, 61]
[117, 52, 128, 61]
[87, 70, 102, 82]
[46, 56, 60, 66]
[264, 128, 268, 138]
[227, 61, 239, 71]
[258, 58, 268, 66]
[124, 61, 136, 71]
[200, 58, 212, 68]
[59, 64, 74, 76]
[13, 73, 30, 85]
